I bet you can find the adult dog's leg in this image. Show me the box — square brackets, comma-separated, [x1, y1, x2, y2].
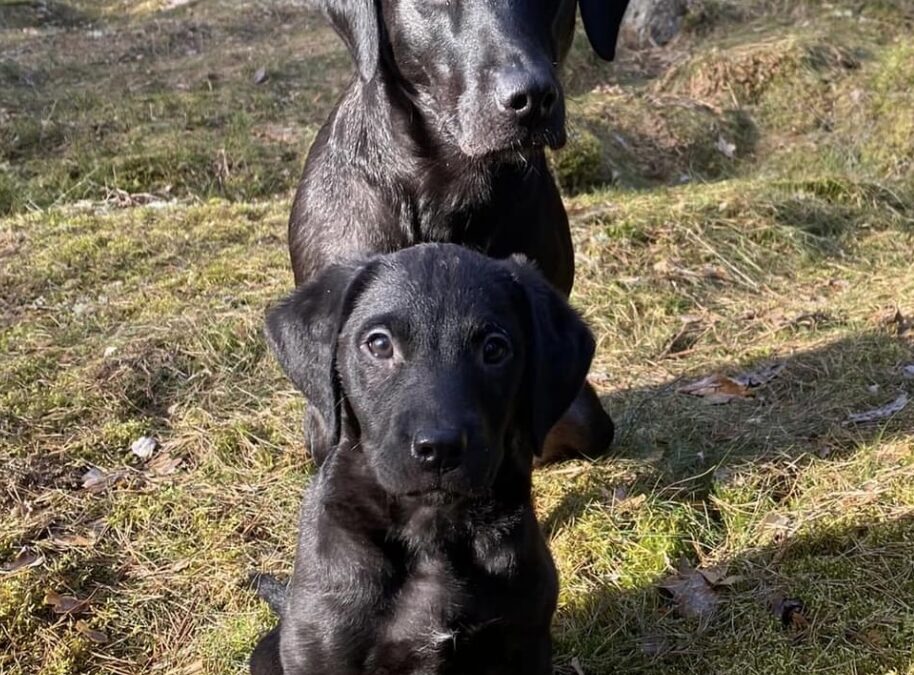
[538, 382, 613, 465]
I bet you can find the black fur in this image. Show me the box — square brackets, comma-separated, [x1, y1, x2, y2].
[288, 0, 627, 464]
[251, 244, 598, 675]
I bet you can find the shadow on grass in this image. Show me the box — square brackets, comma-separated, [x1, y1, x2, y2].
[546, 330, 913, 533]
[553, 513, 914, 674]
[543, 330, 914, 672]
[0, 0, 92, 30]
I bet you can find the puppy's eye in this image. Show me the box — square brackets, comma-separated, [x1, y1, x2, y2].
[482, 334, 512, 365]
[365, 332, 394, 360]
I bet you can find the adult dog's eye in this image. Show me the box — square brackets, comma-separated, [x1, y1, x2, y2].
[482, 334, 512, 365]
[365, 332, 394, 360]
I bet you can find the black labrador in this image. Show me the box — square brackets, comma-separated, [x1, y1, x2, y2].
[288, 0, 630, 466]
[250, 243, 598, 675]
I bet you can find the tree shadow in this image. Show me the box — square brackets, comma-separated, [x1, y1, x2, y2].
[545, 330, 913, 536]
[552, 513, 914, 674]
[542, 330, 914, 672]
[0, 0, 92, 30]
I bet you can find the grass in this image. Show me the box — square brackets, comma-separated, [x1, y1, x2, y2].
[1, 0, 913, 673]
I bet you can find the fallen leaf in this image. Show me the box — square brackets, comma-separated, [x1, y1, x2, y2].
[1, 550, 45, 574]
[657, 566, 720, 620]
[252, 67, 269, 85]
[859, 627, 887, 648]
[45, 590, 88, 615]
[697, 566, 742, 587]
[81, 467, 126, 492]
[887, 307, 906, 331]
[902, 364, 914, 380]
[715, 135, 737, 158]
[678, 374, 749, 404]
[570, 657, 585, 675]
[733, 363, 786, 388]
[844, 393, 908, 425]
[76, 620, 109, 644]
[146, 451, 182, 476]
[81, 467, 107, 490]
[49, 532, 96, 548]
[614, 493, 647, 512]
[760, 512, 791, 531]
[130, 435, 157, 460]
[758, 512, 791, 544]
[768, 593, 808, 630]
[678, 363, 786, 404]
[700, 265, 731, 282]
[170, 559, 191, 573]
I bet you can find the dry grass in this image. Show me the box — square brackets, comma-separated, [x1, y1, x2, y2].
[2, 0, 914, 673]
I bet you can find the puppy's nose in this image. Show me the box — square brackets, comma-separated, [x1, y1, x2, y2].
[411, 429, 466, 473]
[495, 68, 560, 125]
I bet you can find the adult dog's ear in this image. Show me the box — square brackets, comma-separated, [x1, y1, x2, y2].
[265, 262, 374, 450]
[313, 0, 380, 81]
[506, 257, 596, 455]
[579, 0, 630, 61]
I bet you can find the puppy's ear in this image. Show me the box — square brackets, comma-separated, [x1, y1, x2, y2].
[265, 262, 374, 448]
[315, 0, 380, 81]
[579, 0, 630, 61]
[506, 257, 596, 455]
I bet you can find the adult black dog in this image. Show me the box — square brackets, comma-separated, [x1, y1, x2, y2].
[288, 0, 630, 466]
[251, 244, 598, 675]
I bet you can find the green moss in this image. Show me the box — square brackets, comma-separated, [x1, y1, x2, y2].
[552, 126, 608, 194]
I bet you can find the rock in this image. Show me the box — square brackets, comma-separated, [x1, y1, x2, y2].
[621, 0, 688, 49]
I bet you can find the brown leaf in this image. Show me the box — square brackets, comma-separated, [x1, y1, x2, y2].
[1, 550, 45, 574]
[679, 363, 785, 404]
[677, 374, 750, 404]
[81, 466, 127, 492]
[146, 451, 182, 477]
[657, 567, 719, 620]
[758, 512, 791, 544]
[81, 467, 108, 491]
[768, 593, 807, 630]
[884, 307, 908, 334]
[75, 620, 108, 644]
[860, 627, 887, 648]
[697, 565, 742, 587]
[49, 532, 96, 548]
[170, 558, 191, 573]
[44, 590, 89, 615]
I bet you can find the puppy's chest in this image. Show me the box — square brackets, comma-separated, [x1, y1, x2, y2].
[368, 548, 523, 674]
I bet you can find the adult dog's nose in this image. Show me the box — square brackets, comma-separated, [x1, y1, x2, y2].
[495, 68, 560, 125]
[411, 429, 466, 473]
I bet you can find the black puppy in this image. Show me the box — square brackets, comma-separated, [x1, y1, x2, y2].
[288, 0, 629, 465]
[251, 244, 598, 675]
